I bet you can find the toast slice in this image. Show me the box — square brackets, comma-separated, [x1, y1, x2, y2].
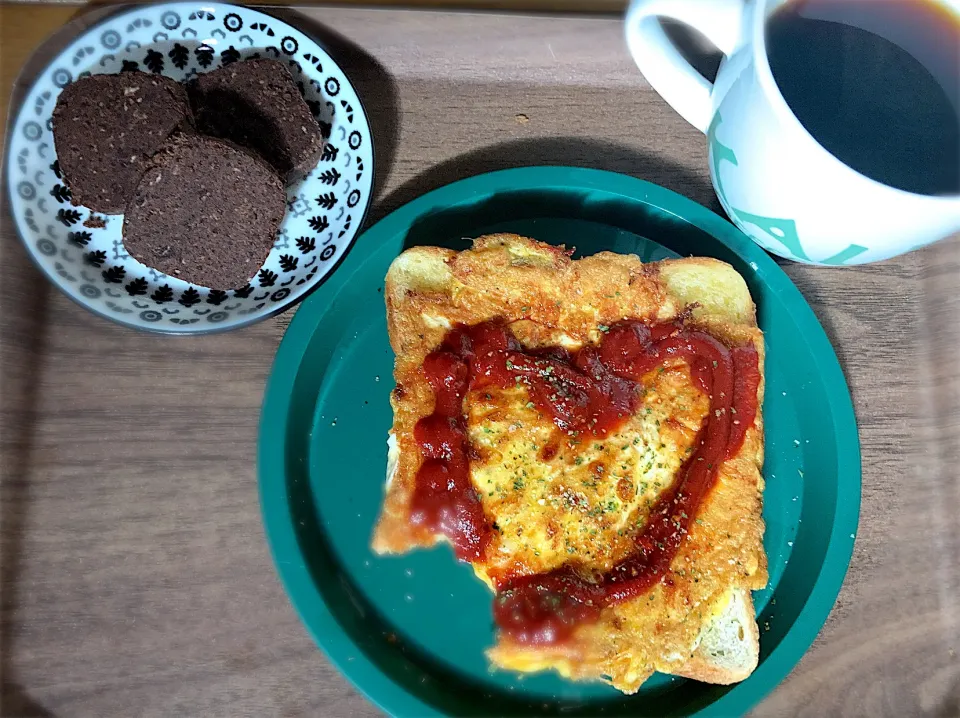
[374, 234, 766, 692]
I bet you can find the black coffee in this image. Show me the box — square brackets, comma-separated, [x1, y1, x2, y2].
[766, 0, 960, 196]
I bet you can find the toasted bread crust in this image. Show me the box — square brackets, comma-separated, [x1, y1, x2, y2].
[374, 234, 767, 692]
[674, 588, 761, 684]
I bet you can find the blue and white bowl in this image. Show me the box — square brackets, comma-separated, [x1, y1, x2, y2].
[6, 2, 374, 332]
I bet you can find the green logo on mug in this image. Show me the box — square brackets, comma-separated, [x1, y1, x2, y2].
[708, 113, 868, 266]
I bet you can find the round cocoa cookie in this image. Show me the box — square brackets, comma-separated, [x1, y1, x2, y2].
[123, 135, 286, 290]
[52, 72, 192, 214]
[189, 58, 325, 184]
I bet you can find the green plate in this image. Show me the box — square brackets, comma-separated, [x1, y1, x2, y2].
[259, 167, 860, 717]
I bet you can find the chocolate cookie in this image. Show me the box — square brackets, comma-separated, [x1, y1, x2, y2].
[123, 134, 286, 290]
[189, 58, 325, 183]
[52, 72, 192, 214]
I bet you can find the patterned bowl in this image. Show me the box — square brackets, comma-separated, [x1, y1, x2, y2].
[5, 2, 373, 333]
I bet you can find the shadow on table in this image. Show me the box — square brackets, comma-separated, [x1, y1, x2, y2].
[375, 136, 725, 225]
[1, 684, 56, 718]
[2, 2, 79, 710]
[0, 241, 54, 716]
[934, 684, 960, 718]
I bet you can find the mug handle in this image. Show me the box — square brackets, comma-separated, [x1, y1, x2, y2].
[625, 0, 747, 133]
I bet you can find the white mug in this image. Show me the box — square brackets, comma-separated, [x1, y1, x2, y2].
[625, 0, 960, 265]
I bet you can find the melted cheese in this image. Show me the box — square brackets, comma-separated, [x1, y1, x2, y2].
[468, 361, 708, 586]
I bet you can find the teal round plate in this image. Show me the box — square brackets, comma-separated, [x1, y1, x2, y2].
[259, 167, 860, 717]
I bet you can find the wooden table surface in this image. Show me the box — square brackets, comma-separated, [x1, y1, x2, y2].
[2, 4, 958, 717]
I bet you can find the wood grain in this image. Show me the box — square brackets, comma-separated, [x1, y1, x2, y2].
[0, 0, 626, 9]
[2, 5, 959, 717]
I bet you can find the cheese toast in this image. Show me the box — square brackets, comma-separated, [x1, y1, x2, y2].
[373, 234, 767, 693]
